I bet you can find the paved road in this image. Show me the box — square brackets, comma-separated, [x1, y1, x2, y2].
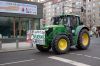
[0, 37, 100, 66]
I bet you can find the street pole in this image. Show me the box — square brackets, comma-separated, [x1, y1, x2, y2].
[0, 40, 2, 50]
[29, 19, 33, 48]
[16, 38, 19, 48]
[62, 0, 65, 15]
[19, 18, 22, 37]
[13, 17, 16, 38]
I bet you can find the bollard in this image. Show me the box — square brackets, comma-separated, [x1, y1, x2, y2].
[16, 39, 19, 48]
[0, 40, 2, 50]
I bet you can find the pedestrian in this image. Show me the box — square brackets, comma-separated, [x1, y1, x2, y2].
[98, 29, 100, 37]
[96, 30, 99, 38]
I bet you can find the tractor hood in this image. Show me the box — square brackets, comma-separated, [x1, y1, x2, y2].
[42, 25, 65, 31]
[44, 25, 64, 29]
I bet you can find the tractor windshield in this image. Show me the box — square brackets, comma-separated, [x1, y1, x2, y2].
[51, 16, 66, 25]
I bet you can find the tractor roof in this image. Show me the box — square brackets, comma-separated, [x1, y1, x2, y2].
[54, 14, 80, 17]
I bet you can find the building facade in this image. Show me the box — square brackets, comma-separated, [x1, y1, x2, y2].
[41, 0, 87, 25]
[86, 0, 100, 28]
[0, 0, 43, 39]
[26, 0, 100, 28]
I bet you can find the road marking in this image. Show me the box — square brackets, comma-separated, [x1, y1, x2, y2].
[70, 53, 100, 60]
[48, 56, 91, 66]
[92, 57, 100, 60]
[84, 55, 92, 58]
[0, 59, 35, 66]
[70, 53, 83, 56]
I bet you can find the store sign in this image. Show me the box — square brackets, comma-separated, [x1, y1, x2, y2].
[0, 1, 37, 15]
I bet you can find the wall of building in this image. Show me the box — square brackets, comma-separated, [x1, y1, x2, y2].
[26, 0, 100, 28]
[86, 0, 100, 27]
[0, 0, 43, 39]
[40, 0, 87, 26]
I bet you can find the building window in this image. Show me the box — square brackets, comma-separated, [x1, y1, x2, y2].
[83, 0, 86, 2]
[0, 17, 40, 38]
[93, 3, 95, 6]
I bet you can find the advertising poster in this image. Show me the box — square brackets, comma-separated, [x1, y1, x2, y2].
[0, 1, 37, 15]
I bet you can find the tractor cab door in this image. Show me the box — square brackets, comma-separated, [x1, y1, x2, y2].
[64, 15, 78, 30]
[67, 15, 80, 33]
[69, 16, 77, 30]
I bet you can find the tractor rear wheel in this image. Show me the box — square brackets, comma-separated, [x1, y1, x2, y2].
[36, 45, 51, 52]
[51, 35, 70, 54]
[76, 29, 90, 50]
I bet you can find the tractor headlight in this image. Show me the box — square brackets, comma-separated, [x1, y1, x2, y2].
[45, 28, 49, 31]
[45, 28, 53, 36]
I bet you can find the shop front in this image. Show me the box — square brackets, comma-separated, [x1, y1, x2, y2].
[0, 0, 43, 42]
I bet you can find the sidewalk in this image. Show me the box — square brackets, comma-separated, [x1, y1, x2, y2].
[0, 37, 99, 53]
[90, 37, 100, 44]
[0, 42, 35, 52]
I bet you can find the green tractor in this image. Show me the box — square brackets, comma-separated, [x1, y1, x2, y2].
[32, 14, 90, 54]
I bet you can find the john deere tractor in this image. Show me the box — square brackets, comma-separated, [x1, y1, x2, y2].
[32, 15, 90, 54]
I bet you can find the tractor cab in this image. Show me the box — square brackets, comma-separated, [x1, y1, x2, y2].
[51, 15, 81, 30]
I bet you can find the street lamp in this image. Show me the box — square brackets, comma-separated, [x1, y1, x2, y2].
[62, 0, 65, 15]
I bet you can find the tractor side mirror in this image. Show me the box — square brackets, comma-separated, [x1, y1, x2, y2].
[80, 22, 84, 25]
[64, 24, 69, 28]
[64, 24, 67, 27]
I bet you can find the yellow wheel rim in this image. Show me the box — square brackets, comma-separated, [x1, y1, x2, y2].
[58, 39, 67, 50]
[82, 33, 89, 46]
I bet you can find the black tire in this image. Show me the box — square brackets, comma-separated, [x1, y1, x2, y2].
[51, 35, 70, 54]
[36, 45, 51, 52]
[76, 29, 90, 50]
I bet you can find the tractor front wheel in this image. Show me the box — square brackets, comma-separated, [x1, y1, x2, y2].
[51, 35, 70, 54]
[36, 45, 51, 52]
[76, 29, 90, 50]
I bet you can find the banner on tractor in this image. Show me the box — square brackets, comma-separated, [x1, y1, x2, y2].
[31, 30, 45, 45]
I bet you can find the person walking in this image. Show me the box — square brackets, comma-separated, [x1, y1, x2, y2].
[98, 29, 100, 37]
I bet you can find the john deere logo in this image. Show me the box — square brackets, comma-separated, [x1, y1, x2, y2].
[33, 34, 45, 39]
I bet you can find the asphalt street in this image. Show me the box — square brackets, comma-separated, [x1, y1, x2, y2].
[0, 37, 100, 66]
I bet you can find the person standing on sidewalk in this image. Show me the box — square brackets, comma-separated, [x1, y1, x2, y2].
[96, 29, 99, 38]
[98, 29, 100, 37]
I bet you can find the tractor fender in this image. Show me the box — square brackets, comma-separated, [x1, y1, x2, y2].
[54, 33, 68, 38]
[75, 25, 89, 44]
[75, 25, 89, 36]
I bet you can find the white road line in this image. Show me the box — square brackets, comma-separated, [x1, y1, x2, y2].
[0, 59, 35, 66]
[92, 57, 100, 60]
[76, 54, 83, 55]
[84, 55, 92, 58]
[70, 53, 83, 55]
[70, 53, 76, 54]
[70, 53, 100, 60]
[48, 56, 91, 66]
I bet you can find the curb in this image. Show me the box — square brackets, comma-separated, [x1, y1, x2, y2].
[0, 48, 34, 53]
